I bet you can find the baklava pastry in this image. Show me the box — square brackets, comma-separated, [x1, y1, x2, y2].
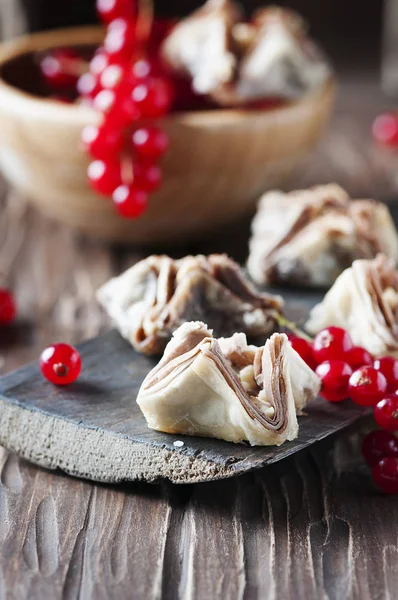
[136, 321, 321, 446]
[161, 0, 241, 97]
[161, 2, 331, 105]
[97, 254, 283, 355]
[247, 184, 398, 287]
[306, 254, 398, 357]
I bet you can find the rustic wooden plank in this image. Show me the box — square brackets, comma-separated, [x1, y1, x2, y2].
[0, 322, 370, 485]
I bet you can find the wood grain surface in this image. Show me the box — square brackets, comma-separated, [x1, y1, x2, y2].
[1, 71, 398, 599]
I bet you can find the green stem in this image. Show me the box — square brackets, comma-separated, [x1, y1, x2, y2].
[271, 311, 313, 342]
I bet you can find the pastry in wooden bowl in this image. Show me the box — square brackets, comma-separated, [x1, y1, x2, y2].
[136, 321, 321, 446]
[306, 254, 398, 357]
[0, 14, 335, 244]
[97, 253, 283, 355]
[247, 184, 398, 287]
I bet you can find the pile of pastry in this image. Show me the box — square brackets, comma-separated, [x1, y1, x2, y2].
[98, 184, 398, 446]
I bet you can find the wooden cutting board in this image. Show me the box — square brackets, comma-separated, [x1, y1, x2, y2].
[0, 291, 369, 484]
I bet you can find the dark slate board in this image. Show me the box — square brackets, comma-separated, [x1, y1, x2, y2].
[0, 292, 368, 484]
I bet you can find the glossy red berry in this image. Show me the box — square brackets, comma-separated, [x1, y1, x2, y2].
[288, 336, 315, 369]
[131, 126, 169, 159]
[348, 366, 388, 406]
[39, 49, 81, 88]
[88, 159, 121, 195]
[372, 113, 398, 147]
[77, 72, 102, 100]
[40, 343, 82, 386]
[133, 162, 162, 192]
[372, 457, 398, 494]
[100, 63, 125, 89]
[345, 346, 373, 370]
[104, 18, 137, 61]
[0, 288, 16, 324]
[90, 50, 110, 75]
[373, 356, 398, 392]
[130, 77, 173, 118]
[374, 395, 398, 431]
[113, 185, 148, 218]
[315, 360, 352, 402]
[93, 88, 118, 113]
[131, 58, 153, 79]
[96, 0, 135, 24]
[362, 430, 398, 467]
[81, 124, 124, 158]
[312, 326, 353, 364]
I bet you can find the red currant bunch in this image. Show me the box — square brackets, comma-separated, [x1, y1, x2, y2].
[39, 0, 175, 220]
[80, 0, 174, 219]
[40, 343, 82, 386]
[289, 323, 398, 494]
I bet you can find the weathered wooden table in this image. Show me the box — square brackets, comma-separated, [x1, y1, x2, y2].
[1, 71, 398, 599]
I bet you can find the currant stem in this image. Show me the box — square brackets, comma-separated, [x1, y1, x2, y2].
[136, 0, 154, 47]
[271, 311, 313, 342]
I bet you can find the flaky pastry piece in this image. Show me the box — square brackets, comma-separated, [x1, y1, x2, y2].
[306, 254, 398, 358]
[214, 6, 331, 105]
[161, 0, 241, 96]
[247, 184, 398, 288]
[136, 321, 320, 446]
[97, 254, 283, 355]
[161, 2, 330, 105]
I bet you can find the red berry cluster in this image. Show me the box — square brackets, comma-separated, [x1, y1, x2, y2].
[289, 326, 398, 493]
[81, 0, 174, 218]
[38, 0, 175, 219]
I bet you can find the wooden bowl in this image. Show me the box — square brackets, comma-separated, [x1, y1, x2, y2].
[0, 26, 335, 245]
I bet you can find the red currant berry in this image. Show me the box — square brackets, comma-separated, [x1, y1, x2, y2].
[100, 63, 125, 89]
[117, 93, 142, 123]
[88, 160, 121, 195]
[131, 126, 169, 159]
[131, 58, 153, 79]
[373, 356, 398, 392]
[130, 77, 173, 118]
[81, 124, 124, 159]
[362, 430, 398, 467]
[312, 326, 353, 364]
[113, 185, 148, 218]
[345, 346, 373, 370]
[96, 0, 135, 24]
[93, 88, 118, 113]
[40, 343, 82, 386]
[288, 336, 315, 369]
[315, 360, 352, 402]
[372, 457, 398, 494]
[104, 18, 137, 61]
[0, 288, 16, 324]
[77, 72, 102, 100]
[133, 162, 162, 193]
[348, 366, 388, 406]
[374, 395, 398, 431]
[90, 50, 110, 76]
[39, 49, 81, 88]
[372, 113, 398, 147]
